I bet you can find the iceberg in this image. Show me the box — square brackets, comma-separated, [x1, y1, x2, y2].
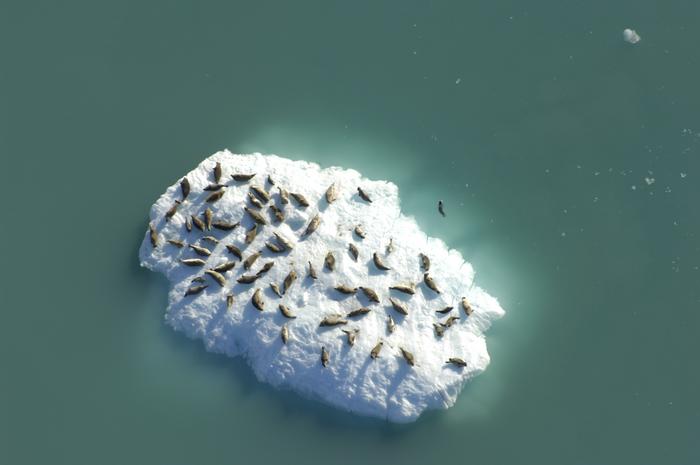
[623, 28, 641, 44]
[139, 151, 505, 422]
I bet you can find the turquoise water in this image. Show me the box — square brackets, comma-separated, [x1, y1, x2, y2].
[2, 1, 699, 464]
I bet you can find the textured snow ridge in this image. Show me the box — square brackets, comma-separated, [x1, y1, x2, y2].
[139, 151, 505, 422]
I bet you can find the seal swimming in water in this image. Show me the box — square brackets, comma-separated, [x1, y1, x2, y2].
[325, 183, 338, 204]
[206, 189, 225, 203]
[370, 341, 383, 359]
[281, 325, 289, 344]
[226, 244, 243, 260]
[354, 225, 366, 239]
[400, 347, 415, 367]
[390, 284, 415, 295]
[279, 304, 296, 319]
[419, 253, 430, 271]
[389, 298, 408, 316]
[244, 224, 257, 244]
[252, 288, 264, 310]
[438, 200, 445, 217]
[245, 207, 267, 225]
[324, 251, 335, 271]
[290, 192, 309, 207]
[319, 314, 348, 327]
[204, 269, 226, 287]
[180, 258, 206, 267]
[436, 306, 453, 314]
[282, 269, 297, 294]
[189, 244, 211, 257]
[341, 328, 358, 346]
[423, 273, 441, 294]
[357, 187, 372, 203]
[180, 177, 190, 200]
[321, 346, 329, 367]
[446, 357, 467, 367]
[185, 284, 208, 297]
[212, 221, 239, 231]
[461, 297, 473, 316]
[372, 252, 391, 271]
[167, 238, 184, 248]
[148, 223, 158, 247]
[347, 308, 371, 318]
[302, 214, 320, 237]
[214, 161, 222, 183]
[243, 251, 261, 269]
[335, 285, 357, 295]
[358, 287, 379, 303]
[231, 173, 255, 182]
[348, 243, 359, 262]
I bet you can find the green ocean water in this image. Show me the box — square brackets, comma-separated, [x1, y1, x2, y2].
[1, 1, 699, 464]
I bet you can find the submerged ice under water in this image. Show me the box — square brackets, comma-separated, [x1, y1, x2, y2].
[139, 151, 505, 422]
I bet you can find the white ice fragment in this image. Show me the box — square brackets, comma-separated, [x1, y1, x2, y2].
[139, 151, 505, 422]
[645, 177, 655, 185]
[623, 28, 641, 44]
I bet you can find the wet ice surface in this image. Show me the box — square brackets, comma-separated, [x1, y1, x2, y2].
[139, 151, 505, 422]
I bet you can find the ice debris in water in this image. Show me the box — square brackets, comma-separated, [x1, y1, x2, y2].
[623, 28, 641, 44]
[139, 151, 505, 422]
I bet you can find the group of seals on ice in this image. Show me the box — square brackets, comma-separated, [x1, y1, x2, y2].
[147, 161, 472, 370]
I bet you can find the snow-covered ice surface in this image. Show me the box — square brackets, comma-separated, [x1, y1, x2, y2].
[139, 151, 505, 422]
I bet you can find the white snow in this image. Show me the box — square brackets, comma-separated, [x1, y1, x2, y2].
[139, 151, 505, 422]
[623, 28, 641, 44]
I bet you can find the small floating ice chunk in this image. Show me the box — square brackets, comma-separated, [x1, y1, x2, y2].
[139, 151, 505, 422]
[623, 28, 641, 44]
